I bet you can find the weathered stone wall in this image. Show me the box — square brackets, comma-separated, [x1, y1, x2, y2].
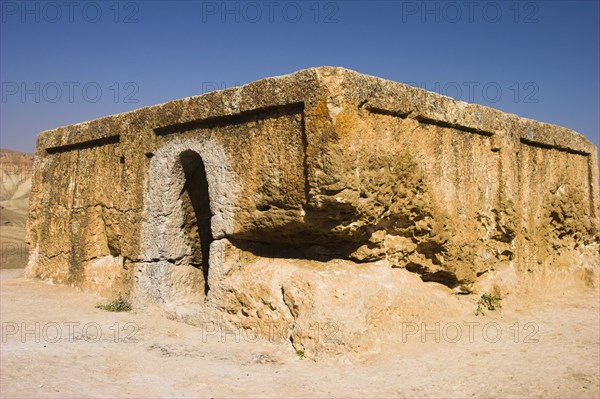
[26, 67, 599, 355]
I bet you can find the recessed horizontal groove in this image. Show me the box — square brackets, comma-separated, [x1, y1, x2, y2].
[45, 135, 120, 154]
[364, 106, 411, 119]
[414, 116, 494, 137]
[365, 107, 495, 137]
[154, 102, 304, 135]
[520, 138, 590, 156]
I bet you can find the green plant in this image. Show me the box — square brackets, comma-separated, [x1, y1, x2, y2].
[296, 349, 305, 359]
[475, 293, 501, 316]
[96, 297, 131, 312]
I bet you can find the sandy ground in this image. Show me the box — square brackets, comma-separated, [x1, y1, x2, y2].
[1, 268, 599, 398]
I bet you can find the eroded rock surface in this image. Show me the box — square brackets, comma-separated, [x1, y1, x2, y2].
[25, 67, 600, 357]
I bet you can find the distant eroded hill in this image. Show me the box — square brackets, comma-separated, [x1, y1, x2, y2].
[0, 148, 34, 268]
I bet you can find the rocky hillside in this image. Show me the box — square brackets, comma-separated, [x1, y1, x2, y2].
[0, 148, 34, 268]
[1, 148, 34, 206]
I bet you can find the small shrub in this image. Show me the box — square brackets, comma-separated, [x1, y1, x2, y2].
[296, 349, 305, 359]
[475, 293, 501, 316]
[96, 297, 131, 312]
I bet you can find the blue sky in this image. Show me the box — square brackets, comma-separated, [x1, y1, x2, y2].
[1, 0, 599, 153]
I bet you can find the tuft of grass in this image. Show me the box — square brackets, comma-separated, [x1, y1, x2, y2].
[96, 297, 131, 312]
[475, 293, 501, 316]
[296, 349, 305, 359]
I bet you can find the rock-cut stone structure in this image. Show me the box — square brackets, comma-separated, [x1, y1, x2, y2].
[26, 67, 599, 356]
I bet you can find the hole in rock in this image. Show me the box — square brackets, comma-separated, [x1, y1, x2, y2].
[179, 150, 213, 295]
[405, 262, 460, 288]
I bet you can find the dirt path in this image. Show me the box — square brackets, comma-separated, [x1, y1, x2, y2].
[1, 268, 599, 398]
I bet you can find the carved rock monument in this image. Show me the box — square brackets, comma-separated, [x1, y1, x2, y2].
[25, 67, 599, 357]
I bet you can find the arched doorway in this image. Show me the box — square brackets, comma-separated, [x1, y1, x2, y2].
[135, 138, 240, 308]
[179, 150, 213, 294]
